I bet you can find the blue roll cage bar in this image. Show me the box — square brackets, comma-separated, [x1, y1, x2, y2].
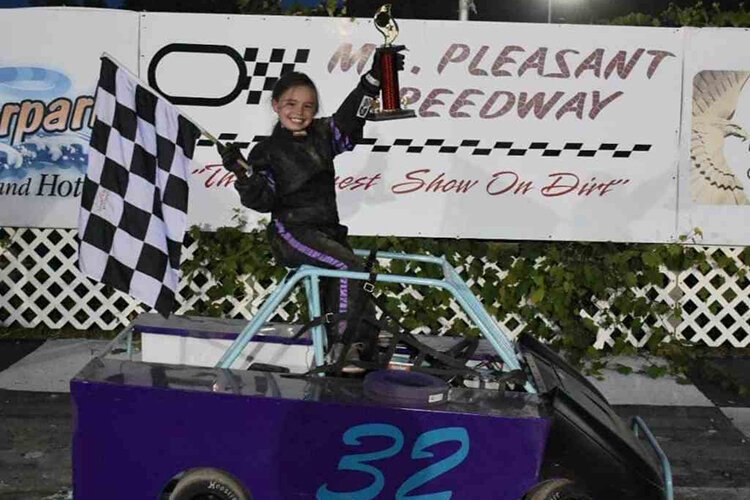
[216, 249, 537, 394]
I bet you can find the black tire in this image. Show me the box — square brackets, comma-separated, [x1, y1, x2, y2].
[524, 479, 593, 500]
[169, 468, 250, 500]
[363, 369, 449, 407]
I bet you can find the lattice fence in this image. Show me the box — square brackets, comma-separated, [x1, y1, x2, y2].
[1, 227, 748, 348]
[584, 246, 750, 348]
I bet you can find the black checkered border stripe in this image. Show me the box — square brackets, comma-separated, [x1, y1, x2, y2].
[243, 48, 310, 105]
[360, 139, 652, 158]
[198, 135, 652, 158]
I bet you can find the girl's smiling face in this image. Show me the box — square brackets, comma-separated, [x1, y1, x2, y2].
[272, 85, 317, 132]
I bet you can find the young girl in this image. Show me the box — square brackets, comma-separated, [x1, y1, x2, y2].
[219, 54, 403, 369]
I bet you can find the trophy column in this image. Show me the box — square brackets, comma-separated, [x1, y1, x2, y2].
[367, 4, 416, 121]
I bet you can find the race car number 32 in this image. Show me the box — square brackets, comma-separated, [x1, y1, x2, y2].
[317, 423, 470, 500]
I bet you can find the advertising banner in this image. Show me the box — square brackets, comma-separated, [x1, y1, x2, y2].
[677, 28, 750, 245]
[5, 9, 725, 244]
[141, 14, 684, 242]
[0, 8, 139, 228]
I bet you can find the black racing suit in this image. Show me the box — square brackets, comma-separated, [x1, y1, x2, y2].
[234, 74, 380, 359]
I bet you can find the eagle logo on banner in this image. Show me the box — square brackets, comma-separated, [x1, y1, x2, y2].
[690, 70, 750, 205]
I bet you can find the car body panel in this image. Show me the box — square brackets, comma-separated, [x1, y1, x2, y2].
[71, 354, 549, 499]
[519, 333, 666, 499]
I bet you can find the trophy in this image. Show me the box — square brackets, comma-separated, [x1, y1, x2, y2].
[367, 4, 416, 121]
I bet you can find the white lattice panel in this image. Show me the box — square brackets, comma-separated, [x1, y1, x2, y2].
[676, 247, 750, 347]
[1, 228, 748, 348]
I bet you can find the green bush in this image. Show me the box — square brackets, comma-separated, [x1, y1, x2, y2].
[608, 1, 750, 28]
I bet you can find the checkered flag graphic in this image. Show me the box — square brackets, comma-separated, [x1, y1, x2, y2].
[77, 55, 202, 316]
[243, 47, 310, 104]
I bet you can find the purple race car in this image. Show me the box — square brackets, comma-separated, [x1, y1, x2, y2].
[71, 250, 672, 500]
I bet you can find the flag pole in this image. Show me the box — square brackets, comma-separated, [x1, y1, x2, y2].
[99, 52, 251, 171]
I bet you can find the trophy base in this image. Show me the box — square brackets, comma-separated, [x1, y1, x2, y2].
[366, 108, 416, 121]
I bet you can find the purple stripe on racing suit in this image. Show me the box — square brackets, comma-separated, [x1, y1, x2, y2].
[274, 220, 350, 334]
[258, 169, 276, 192]
[330, 119, 354, 156]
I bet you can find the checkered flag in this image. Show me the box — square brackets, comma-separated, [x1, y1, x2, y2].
[77, 55, 202, 317]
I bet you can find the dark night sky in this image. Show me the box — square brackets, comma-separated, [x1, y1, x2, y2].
[351, 0, 749, 23]
[1, 0, 748, 23]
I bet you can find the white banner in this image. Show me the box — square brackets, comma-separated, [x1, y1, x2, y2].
[0, 9, 711, 244]
[141, 13, 684, 242]
[678, 28, 750, 246]
[0, 8, 139, 228]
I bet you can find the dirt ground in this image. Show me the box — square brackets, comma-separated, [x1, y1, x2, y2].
[0, 391, 71, 499]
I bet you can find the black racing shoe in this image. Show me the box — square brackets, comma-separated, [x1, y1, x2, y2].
[330, 343, 366, 374]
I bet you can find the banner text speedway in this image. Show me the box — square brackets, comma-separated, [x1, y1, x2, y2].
[330, 43, 676, 120]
